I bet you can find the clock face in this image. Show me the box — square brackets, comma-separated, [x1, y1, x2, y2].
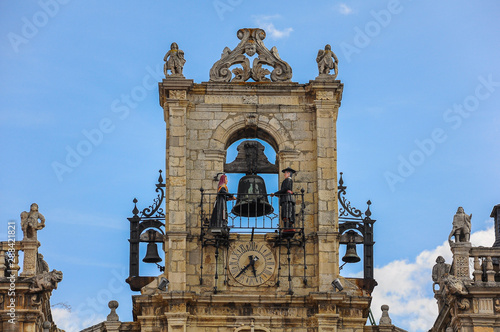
[229, 242, 276, 286]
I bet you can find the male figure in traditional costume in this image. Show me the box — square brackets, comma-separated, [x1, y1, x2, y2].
[272, 167, 296, 232]
[448, 207, 472, 244]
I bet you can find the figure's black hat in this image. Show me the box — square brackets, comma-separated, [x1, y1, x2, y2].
[281, 167, 296, 174]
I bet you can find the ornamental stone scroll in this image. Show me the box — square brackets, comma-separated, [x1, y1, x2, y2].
[209, 28, 292, 83]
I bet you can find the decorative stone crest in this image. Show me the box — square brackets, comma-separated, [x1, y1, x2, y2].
[21, 203, 45, 241]
[316, 44, 339, 80]
[168, 90, 187, 100]
[209, 28, 292, 82]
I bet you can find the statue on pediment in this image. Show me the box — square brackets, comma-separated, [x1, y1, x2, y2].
[316, 44, 339, 79]
[164, 42, 186, 77]
[21, 203, 45, 242]
[448, 207, 472, 245]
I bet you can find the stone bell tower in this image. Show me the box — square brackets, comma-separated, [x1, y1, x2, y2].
[128, 28, 376, 331]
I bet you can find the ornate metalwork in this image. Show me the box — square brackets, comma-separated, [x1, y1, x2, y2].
[199, 186, 308, 294]
[338, 172, 362, 218]
[126, 170, 166, 292]
[139, 170, 165, 218]
[337, 172, 376, 284]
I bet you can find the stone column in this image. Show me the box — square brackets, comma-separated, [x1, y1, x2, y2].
[309, 81, 342, 292]
[161, 78, 193, 291]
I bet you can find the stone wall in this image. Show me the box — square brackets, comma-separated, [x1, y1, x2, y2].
[160, 78, 343, 295]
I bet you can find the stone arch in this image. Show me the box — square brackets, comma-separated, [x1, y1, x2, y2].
[209, 114, 292, 155]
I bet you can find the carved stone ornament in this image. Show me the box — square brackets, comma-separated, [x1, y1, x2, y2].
[457, 298, 470, 311]
[442, 274, 468, 296]
[29, 269, 63, 293]
[209, 28, 292, 83]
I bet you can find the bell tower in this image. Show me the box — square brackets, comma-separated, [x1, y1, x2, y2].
[127, 28, 376, 331]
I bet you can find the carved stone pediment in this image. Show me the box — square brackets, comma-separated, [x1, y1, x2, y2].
[209, 28, 292, 83]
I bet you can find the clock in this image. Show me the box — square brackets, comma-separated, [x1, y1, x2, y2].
[228, 241, 276, 286]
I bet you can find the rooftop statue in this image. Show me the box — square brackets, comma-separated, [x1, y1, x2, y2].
[163, 42, 186, 77]
[21, 203, 45, 242]
[209, 28, 292, 82]
[432, 256, 451, 294]
[448, 207, 472, 245]
[316, 44, 339, 79]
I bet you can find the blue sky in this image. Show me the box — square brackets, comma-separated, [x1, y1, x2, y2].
[1, 1, 500, 331]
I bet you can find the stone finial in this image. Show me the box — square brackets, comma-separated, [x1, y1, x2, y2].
[43, 321, 51, 332]
[379, 304, 392, 325]
[209, 28, 292, 83]
[432, 256, 451, 294]
[316, 44, 339, 80]
[107, 300, 119, 321]
[164, 42, 186, 78]
[448, 207, 472, 245]
[21, 203, 45, 241]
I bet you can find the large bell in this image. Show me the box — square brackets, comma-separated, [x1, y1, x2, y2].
[232, 174, 274, 217]
[342, 243, 361, 263]
[143, 242, 162, 263]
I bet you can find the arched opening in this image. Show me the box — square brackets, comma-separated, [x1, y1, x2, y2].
[224, 126, 280, 153]
[223, 138, 279, 233]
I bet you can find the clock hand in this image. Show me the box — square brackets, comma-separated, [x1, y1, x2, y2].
[250, 256, 259, 277]
[235, 255, 254, 278]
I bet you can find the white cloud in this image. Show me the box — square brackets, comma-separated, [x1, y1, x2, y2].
[52, 307, 106, 332]
[371, 224, 494, 331]
[252, 15, 293, 39]
[337, 3, 353, 15]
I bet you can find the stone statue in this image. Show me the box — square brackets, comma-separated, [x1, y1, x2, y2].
[316, 44, 339, 79]
[432, 256, 451, 293]
[163, 42, 186, 77]
[448, 207, 472, 245]
[37, 253, 50, 275]
[29, 269, 63, 293]
[21, 203, 45, 241]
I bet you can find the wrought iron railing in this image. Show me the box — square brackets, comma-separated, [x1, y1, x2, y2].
[199, 190, 305, 233]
